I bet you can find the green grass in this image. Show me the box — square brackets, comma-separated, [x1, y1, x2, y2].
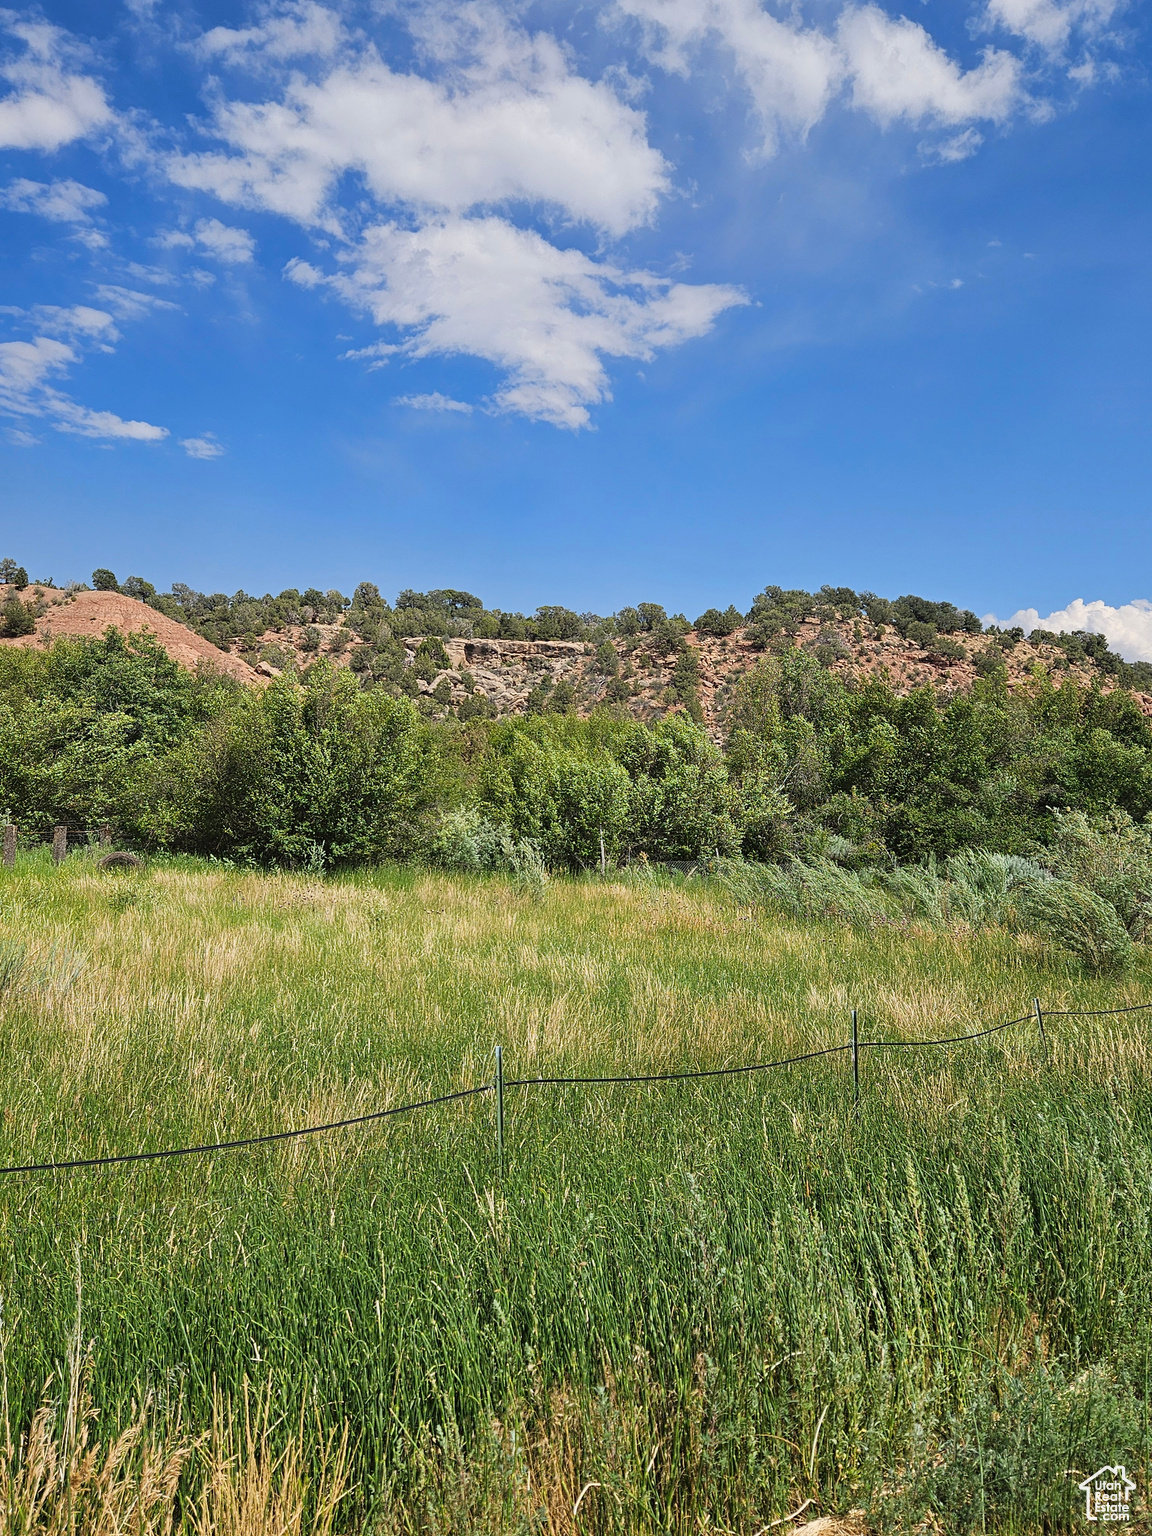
[0, 850, 1149, 1532]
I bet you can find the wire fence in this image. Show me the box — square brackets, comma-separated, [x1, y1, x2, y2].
[0, 997, 1147, 1180]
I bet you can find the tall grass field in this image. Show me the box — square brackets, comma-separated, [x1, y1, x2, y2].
[0, 850, 1148, 1532]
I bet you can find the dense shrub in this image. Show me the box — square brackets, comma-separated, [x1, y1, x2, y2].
[0, 596, 35, 638]
[928, 635, 967, 662]
[1016, 877, 1134, 973]
[694, 605, 742, 637]
[427, 806, 545, 875]
[138, 664, 442, 864]
[1037, 809, 1152, 938]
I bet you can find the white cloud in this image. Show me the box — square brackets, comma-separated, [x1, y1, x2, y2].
[196, 0, 344, 66]
[70, 226, 110, 251]
[616, 0, 842, 153]
[618, 0, 1026, 152]
[0, 333, 73, 397]
[192, 217, 256, 262]
[339, 337, 399, 369]
[0, 176, 106, 221]
[395, 392, 473, 413]
[0, 15, 113, 151]
[994, 599, 1152, 663]
[923, 127, 985, 162]
[171, 5, 668, 237]
[89, 285, 179, 321]
[985, 0, 1122, 55]
[0, 300, 167, 443]
[837, 6, 1022, 127]
[32, 303, 121, 344]
[51, 400, 168, 440]
[154, 0, 1087, 428]
[180, 433, 225, 458]
[156, 219, 256, 262]
[283, 256, 325, 288]
[171, 4, 746, 425]
[311, 214, 746, 428]
[119, 261, 182, 287]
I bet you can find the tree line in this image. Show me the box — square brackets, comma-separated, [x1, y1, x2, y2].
[3, 627, 1152, 870]
[6, 561, 1151, 696]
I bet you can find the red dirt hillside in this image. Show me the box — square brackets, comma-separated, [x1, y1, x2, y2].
[0, 586, 258, 683]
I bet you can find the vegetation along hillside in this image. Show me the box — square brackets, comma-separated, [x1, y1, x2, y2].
[5, 558, 1152, 892]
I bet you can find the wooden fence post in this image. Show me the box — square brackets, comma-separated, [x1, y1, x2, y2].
[2, 825, 14, 868]
[52, 826, 67, 864]
[98, 824, 112, 848]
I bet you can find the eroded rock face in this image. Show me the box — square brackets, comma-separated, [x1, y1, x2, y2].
[403, 636, 591, 713]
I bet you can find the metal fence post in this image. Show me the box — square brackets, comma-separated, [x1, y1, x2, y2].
[2, 825, 14, 868]
[1033, 998, 1047, 1058]
[52, 826, 67, 864]
[494, 1045, 505, 1180]
[851, 1008, 860, 1121]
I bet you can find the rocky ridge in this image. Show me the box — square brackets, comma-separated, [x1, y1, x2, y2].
[4, 585, 1147, 735]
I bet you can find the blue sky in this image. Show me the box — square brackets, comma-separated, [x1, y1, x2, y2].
[1, 0, 1150, 648]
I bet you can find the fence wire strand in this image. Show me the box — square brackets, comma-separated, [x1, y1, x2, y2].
[1039, 1000, 1152, 1018]
[0, 996, 1148, 1178]
[506, 1044, 850, 1089]
[0, 1084, 492, 1177]
[859, 1013, 1032, 1048]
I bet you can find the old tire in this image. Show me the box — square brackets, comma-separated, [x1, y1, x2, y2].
[97, 852, 142, 871]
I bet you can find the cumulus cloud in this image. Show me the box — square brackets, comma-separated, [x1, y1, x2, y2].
[837, 6, 1022, 126]
[171, 5, 668, 237]
[156, 218, 256, 262]
[617, 0, 1026, 152]
[29, 302, 121, 344]
[0, 301, 167, 442]
[616, 0, 842, 152]
[396, 392, 474, 413]
[0, 15, 113, 151]
[196, 0, 344, 66]
[180, 432, 224, 458]
[192, 217, 256, 262]
[923, 127, 985, 162]
[302, 214, 746, 428]
[994, 598, 1152, 663]
[984, 0, 1122, 55]
[0, 176, 106, 221]
[138, 0, 1113, 426]
[167, 2, 750, 424]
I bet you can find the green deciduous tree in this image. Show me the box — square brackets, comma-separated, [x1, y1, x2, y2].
[144, 664, 441, 864]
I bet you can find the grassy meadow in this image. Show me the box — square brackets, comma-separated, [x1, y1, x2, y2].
[0, 849, 1149, 1532]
